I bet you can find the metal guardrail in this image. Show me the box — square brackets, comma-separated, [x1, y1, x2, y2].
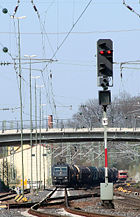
[0, 118, 138, 133]
[0, 119, 72, 132]
[0, 119, 100, 132]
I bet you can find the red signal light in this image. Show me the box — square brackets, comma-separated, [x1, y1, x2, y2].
[99, 50, 104, 55]
[107, 50, 112, 54]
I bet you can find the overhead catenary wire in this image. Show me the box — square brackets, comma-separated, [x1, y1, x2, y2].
[43, 0, 56, 18]
[30, 0, 40, 18]
[8, 8, 51, 116]
[32, 0, 94, 118]
[30, 0, 58, 118]
[1, 0, 132, 122]
[0, 106, 20, 111]
[119, 60, 140, 78]
[72, 0, 75, 26]
[11, 0, 57, 119]
[12, 0, 21, 17]
[123, 0, 140, 18]
[5, 3, 28, 114]
[57, 0, 59, 49]
[45, 70, 57, 118]
[0, 39, 26, 91]
[49, 70, 57, 118]
[2, 28, 140, 35]
[42, 0, 94, 73]
[30, 0, 56, 56]
[0, 1, 89, 122]
[0, 28, 32, 119]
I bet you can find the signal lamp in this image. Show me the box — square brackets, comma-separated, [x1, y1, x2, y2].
[99, 50, 104, 55]
[107, 50, 112, 54]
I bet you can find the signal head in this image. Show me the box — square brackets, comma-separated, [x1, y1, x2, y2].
[97, 39, 113, 79]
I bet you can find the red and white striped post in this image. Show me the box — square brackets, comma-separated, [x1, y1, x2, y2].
[100, 105, 114, 204]
[102, 106, 108, 184]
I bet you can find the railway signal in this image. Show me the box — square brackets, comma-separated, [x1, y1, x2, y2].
[97, 39, 113, 88]
[99, 90, 111, 106]
[97, 39, 114, 207]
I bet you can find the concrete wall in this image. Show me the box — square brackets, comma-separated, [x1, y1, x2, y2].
[0, 144, 52, 187]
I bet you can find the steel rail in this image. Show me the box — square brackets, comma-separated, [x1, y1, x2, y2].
[28, 187, 61, 216]
[64, 188, 124, 217]
[28, 187, 124, 217]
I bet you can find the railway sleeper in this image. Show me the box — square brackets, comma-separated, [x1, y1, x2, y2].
[101, 200, 114, 209]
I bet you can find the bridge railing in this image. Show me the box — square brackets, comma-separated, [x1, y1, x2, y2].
[0, 119, 79, 132]
[0, 118, 138, 132]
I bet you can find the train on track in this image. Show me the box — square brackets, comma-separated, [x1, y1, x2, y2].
[52, 161, 118, 188]
[118, 170, 128, 181]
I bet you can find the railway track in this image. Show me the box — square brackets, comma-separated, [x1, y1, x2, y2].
[0, 192, 17, 202]
[0, 186, 139, 216]
[0, 189, 30, 202]
[28, 187, 125, 217]
[114, 191, 140, 210]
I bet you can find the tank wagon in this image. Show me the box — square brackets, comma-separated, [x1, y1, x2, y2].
[52, 162, 118, 188]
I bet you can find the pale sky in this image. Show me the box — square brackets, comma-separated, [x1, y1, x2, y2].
[0, 0, 140, 121]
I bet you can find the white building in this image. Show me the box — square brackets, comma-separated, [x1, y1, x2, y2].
[0, 144, 52, 188]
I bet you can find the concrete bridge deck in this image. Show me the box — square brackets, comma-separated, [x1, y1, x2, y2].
[0, 127, 140, 146]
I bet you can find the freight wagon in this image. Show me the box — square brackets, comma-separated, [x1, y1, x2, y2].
[52, 162, 118, 188]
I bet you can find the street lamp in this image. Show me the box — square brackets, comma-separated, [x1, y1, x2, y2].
[11, 15, 26, 196]
[24, 54, 37, 193]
